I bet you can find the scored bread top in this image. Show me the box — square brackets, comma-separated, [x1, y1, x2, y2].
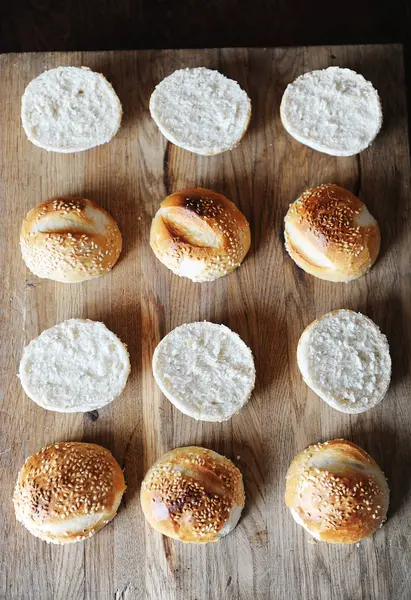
[150, 188, 251, 282]
[149, 67, 251, 155]
[284, 184, 380, 282]
[20, 197, 122, 283]
[280, 67, 382, 156]
[13, 442, 126, 544]
[140, 446, 245, 543]
[21, 66, 122, 153]
[285, 439, 389, 544]
[19, 319, 130, 413]
[152, 321, 255, 422]
[297, 310, 391, 413]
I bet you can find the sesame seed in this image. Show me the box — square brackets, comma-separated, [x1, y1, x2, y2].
[143, 448, 244, 539]
[21, 198, 121, 281]
[287, 184, 373, 260]
[13, 442, 122, 533]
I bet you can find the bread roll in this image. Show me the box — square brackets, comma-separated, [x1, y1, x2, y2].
[285, 439, 389, 544]
[141, 446, 245, 543]
[20, 196, 122, 283]
[297, 309, 391, 413]
[149, 67, 251, 155]
[21, 66, 122, 152]
[284, 184, 380, 282]
[13, 442, 126, 544]
[150, 188, 251, 282]
[19, 319, 130, 413]
[280, 67, 382, 156]
[152, 321, 255, 421]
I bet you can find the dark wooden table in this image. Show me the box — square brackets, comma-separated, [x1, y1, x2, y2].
[2, 43, 411, 600]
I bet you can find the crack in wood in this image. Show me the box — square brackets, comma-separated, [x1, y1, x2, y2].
[163, 141, 172, 196]
[114, 584, 136, 599]
[354, 154, 362, 198]
[162, 535, 175, 574]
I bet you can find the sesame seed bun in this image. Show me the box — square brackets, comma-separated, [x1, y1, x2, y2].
[140, 446, 245, 543]
[19, 319, 130, 413]
[284, 184, 380, 282]
[13, 442, 126, 544]
[297, 310, 391, 414]
[149, 67, 251, 155]
[285, 440, 389, 544]
[152, 322, 255, 422]
[150, 188, 251, 282]
[20, 197, 122, 283]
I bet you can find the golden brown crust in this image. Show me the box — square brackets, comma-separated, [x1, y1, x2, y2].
[20, 197, 122, 283]
[13, 442, 126, 544]
[150, 188, 251, 282]
[141, 446, 245, 543]
[284, 184, 380, 282]
[285, 439, 389, 544]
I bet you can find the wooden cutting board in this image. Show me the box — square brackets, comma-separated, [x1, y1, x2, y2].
[1, 44, 411, 600]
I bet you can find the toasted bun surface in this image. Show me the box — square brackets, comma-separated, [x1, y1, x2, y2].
[149, 67, 251, 155]
[13, 442, 126, 544]
[152, 321, 255, 422]
[285, 439, 389, 544]
[20, 197, 122, 283]
[21, 66, 122, 153]
[19, 319, 130, 413]
[141, 446, 245, 543]
[280, 67, 382, 156]
[150, 188, 251, 282]
[297, 310, 391, 414]
[284, 184, 380, 282]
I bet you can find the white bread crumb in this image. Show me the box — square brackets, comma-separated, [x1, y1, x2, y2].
[280, 67, 382, 156]
[297, 310, 391, 413]
[149, 67, 251, 155]
[19, 319, 130, 412]
[152, 322, 255, 421]
[21, 66, 122, 153]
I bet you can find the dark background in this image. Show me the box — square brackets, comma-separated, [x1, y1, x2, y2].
[0, 0, 409, 54]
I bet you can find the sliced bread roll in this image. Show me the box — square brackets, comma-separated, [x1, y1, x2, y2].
[149, 67, 251, 155]
[150, 188, 251, 282]
[20, 197, 122, 283]
[284, 184, 380, 282]
[152, 322, 255, 422]
[280, 67, 382, 156]
[13, 442, 126, 544]
[297, 310, 391, 414]
[19, 319, 130, 412]
[21, 66, 122, 153]
[285, 439, 389, 544]
[141, 446, 245, 543]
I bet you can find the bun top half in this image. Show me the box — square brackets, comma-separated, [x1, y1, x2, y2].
[13, 442, 126, 544]
[284, 184, 380, 282]
[150, 188, 250, 282]
[285, 439, 389, 544]
[20, 197, 122, 283]
[141, 446, 245, 543]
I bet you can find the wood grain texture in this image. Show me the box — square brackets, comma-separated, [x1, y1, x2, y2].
[0, 45, 410, 600]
